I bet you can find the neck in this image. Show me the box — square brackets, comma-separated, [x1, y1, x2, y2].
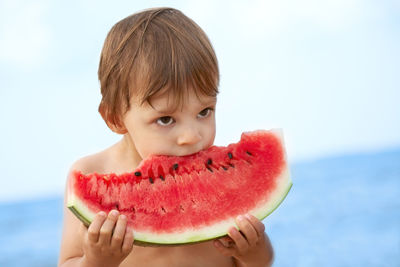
[114, 134, 143, 171]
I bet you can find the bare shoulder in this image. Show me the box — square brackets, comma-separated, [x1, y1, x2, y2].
[69, 150, 110, 175]
[68, 139, 128, 176]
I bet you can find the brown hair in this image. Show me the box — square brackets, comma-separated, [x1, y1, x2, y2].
[98, 7, 219, 132]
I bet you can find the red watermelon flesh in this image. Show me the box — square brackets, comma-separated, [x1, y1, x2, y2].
[67, 129, 292, 245]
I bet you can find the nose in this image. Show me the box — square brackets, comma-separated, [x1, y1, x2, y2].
[176, 126, 202, 146]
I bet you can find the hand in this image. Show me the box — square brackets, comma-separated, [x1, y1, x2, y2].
[81, 210, 134, 267]
[213, 214, 274, 267]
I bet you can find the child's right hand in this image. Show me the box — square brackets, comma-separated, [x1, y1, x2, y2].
[81, 210, 134, 267]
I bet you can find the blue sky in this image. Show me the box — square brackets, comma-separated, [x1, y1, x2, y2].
[0, 0, 399, 201]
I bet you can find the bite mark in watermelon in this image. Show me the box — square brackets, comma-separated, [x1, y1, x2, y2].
[67, 129, 292, 245]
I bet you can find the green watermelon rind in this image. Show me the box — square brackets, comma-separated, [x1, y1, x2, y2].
[67, 168, 292, 246]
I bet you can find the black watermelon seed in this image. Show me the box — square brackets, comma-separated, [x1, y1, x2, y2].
[222, 166, 228, 171]
[246, 151, 252, 156]
[229, 163, 235, 168]
[172, 163, 179, 170]
[134, 171, 141, 176]
[207, 158, 212, 165]
[160, 175, 165, 181]
[228, 152, 233, 159]
[206, 166, 213, 172]
[149, 177, 154, 184]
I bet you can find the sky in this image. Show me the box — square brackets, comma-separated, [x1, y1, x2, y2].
[0, 0, 399, 202]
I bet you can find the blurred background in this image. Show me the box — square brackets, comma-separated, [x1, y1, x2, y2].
[0, 0, 399, 266]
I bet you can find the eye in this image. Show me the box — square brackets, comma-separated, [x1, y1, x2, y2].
[156, 116, 175, 126]
[197, 107, 214, 118]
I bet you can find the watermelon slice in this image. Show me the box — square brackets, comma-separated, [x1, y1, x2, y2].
[67, 129, 292, 245]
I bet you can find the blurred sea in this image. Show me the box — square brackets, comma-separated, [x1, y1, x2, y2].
[0, 148, 399, 267]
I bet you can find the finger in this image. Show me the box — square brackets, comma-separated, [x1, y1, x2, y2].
[228, 227, 249, 253]
[98, 210, 119, 245]
[236, 215, 259, 247]
[110, 214, 127, 250]
[121, 228, 135, 255]
[87, 211, 107, 243]
[245, 214, 266, 237]
[217, 236, 234, 248]
[213, 239, 236, 257]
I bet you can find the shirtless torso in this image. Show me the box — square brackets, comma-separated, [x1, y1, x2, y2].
[59, 140, 235, 267]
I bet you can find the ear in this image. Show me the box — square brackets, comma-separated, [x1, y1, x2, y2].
[99, 105, 128, 135]
[105, 120, 128, 135]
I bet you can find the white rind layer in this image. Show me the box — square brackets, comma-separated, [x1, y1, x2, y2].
[67, 189, 95, 227]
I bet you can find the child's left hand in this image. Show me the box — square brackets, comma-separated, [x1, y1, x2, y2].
[213, 214, 274, 267]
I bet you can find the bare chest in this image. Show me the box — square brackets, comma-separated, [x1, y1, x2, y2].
[120, 242, 234, 267]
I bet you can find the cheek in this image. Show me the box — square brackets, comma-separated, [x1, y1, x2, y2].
[134, 131, 171, 158]
[204, 121, 216, 147]
[134, 138, 152, 159]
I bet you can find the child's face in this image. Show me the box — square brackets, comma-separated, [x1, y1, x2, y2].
[122, 89, 217, 161]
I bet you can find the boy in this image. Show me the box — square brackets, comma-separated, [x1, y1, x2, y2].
[59, 7, 274, 267]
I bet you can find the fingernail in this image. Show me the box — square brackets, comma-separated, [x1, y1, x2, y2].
[120, 214, 126, 220]
[99, 211, 106, 217]
[111, 210, 119, 216]
[237, 215, 245, 221]
[245, 214, 252, 220]
[228, 227, 236, 236]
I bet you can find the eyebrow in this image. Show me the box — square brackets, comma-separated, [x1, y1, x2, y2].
[152, 99, 217, 115]
[153, 107, 177, 115]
